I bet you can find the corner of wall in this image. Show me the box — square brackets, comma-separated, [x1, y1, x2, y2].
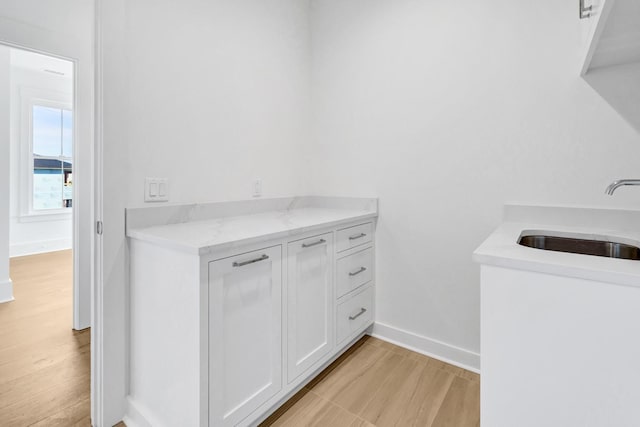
[372, 322, 480, 373]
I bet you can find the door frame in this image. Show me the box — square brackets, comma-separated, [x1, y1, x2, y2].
[93, 2, 105, 424]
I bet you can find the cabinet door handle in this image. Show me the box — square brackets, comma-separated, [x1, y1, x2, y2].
[302, 238, 326, 248]
[232, 254, 269, 267]
[349, 233, 367, 241]
[349, 308, 367, 320]
[349, 267, 367, 276]
[579, 0, 592, 19]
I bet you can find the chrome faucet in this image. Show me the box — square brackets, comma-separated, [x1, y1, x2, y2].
[605, 179, 640, 195]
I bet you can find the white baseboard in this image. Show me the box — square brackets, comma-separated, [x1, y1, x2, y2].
[10, 238, 72, 258]
[0, 278, 14, 303]
[372, 321, 480, 373]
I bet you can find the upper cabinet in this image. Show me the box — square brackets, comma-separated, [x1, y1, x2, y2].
[581, 0, 640, 132]
[582, 0, 640, 73]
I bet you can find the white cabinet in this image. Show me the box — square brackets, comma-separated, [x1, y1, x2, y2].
[336, 222, 373, 253]
[286, 232, 333, 383]
[208, 246, 282, 427]
[336, 285, 374, 345]
[480, 265, 640, 427]
[127, 207, 377, 427]
[335, 226, 374, 346]
[581, 0, 640, 73]
[336, 247, 373, 299]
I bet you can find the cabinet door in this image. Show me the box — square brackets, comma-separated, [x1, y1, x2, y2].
[209, 245, 282, 427]
[287, 233, 334, 383]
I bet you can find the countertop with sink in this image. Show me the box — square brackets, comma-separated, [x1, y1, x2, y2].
[475, 204, 640, 427]
[473, 204, 640, 287]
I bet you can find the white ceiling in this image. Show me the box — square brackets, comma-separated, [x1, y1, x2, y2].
[10, 47, 73, 78]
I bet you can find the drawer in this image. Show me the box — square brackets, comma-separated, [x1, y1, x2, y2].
[336, 247, 373, 299]
[336, 286, 374, 345]
[336, 222, 373, 253]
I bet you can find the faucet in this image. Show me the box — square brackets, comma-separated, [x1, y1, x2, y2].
[605, 179, 640, 195]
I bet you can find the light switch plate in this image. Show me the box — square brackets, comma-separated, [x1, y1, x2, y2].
[145, 178, 169, 202]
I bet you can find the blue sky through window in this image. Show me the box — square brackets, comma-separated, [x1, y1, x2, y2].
[32, 105, 73, 158]
[33, 105, 62, 157]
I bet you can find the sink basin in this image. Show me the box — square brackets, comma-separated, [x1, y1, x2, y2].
[518, 234, 640, 260]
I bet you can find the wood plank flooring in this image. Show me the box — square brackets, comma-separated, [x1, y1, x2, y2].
[0, 250, 91, 426]
[4, 252, 478, 427]
[261, 336, 480, 427]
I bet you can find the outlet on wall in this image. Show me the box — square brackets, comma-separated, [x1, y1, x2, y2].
[145, 177, 169, 202]
[253, 179, 262, 198]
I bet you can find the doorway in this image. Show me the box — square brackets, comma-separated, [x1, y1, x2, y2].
[1, 44, 91, 331]
[0, 44, 92, 423]
[2, 45, 89, 328]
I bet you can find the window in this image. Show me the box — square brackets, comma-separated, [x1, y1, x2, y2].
[31, 105, 73, 211]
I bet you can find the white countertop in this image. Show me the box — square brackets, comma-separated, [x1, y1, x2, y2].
[126, 197, 377, 255]
[473, 204, 640, 288]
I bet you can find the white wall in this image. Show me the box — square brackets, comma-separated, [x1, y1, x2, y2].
[0, 45, 12, 302]
[98, 0, 640, 422]
[9, 61, 73, 257]
[99, 0, 311, 424]
[309, 0, 640, 367]
[122, 0, 311, 203]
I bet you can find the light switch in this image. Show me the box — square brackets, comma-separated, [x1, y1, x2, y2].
[149, 183, 158, 197]
[145, 178, 169, 202]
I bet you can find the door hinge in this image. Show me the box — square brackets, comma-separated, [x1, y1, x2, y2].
[96, 221, 103, 235]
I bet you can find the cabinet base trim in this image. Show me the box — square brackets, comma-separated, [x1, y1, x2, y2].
[123, 396, 160, 427]
[372, 322, 480, 373]
[250, 329, 371, 426]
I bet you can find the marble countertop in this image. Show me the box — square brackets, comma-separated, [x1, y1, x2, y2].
[126, 197, 377, 255]
[473, 204, 640, 288]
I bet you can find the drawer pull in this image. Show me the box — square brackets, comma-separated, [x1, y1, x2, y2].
[302, 238, 326, 248]
[349, 267, 367, 276]
[349, 233, 367, 241]
[349, 308, 367, 320]
[232, 254, 269, 267]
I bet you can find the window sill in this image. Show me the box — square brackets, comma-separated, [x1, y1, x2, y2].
[19, 210, 72, 223]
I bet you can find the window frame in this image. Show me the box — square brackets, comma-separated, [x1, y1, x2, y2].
[19, 86, 73, 222]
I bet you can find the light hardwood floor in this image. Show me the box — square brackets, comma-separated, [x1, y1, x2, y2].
[116, 335, 480, 427]
[4, 252, 478, 427]
[261, 336, 480, 427]
[0, 250, 91, 426]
